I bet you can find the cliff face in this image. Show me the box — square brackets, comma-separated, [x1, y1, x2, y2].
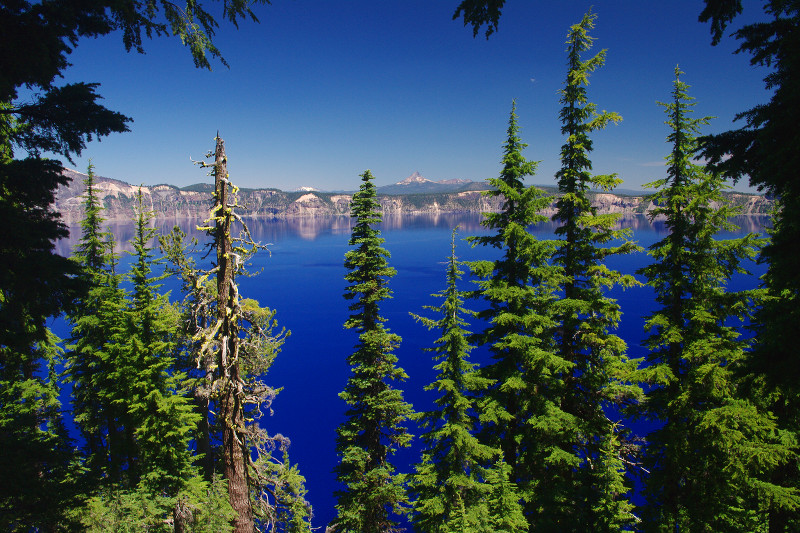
[55, 169, 773, 224]
[57, 169, 211, 224]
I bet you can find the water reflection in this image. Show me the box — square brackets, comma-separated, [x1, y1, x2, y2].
[55, 214, 772, 257]
[647, 215, 772, 237]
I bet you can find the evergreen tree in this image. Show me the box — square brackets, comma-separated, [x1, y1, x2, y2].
[1, 56, 130, 523]
[467, 101, 567, 528]
[79, 474, 237, 533]
[68, 175, 235, 529]
[66, 164, 132, 485]
[0, 107, 86, 531]
[124, 188, 199, 495]
[0, 2, 277, 527]
[699, 4, 800, 530]
[637, 67, 792, 532]
[159, 225, 219, 483]
[0, 328, 83, 530]
[548, 11, 641, 530]
[410, 229, 526, 533]
[332, 170, 414, 533]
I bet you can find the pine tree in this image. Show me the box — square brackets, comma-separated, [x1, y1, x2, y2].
[66, 163, 132, 485]
[467, 101, 567, 528]
[548, 11, 641, 530]
[0, 116, 85, 530]
[699, 4, 800, 530]
[124, 188, 199, 495]
[410, 228, 526, 533]
[0, 3, 269, 527]
[332, 170, 414, 533]
[159, 225, 219, 483]
[69, 174, 201, 526]
[0, 328, 83, 530]
[638, 67, 797, 532]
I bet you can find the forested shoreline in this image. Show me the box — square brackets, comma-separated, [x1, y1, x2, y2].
[3, 2, 800, 532]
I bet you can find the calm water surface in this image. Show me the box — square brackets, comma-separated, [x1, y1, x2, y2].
[58, 213, 769, 529]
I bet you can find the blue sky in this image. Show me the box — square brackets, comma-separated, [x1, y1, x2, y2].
[57, 0, 770, 192]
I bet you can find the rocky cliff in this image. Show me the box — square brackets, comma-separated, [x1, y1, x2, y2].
[55, 169, 773, 225]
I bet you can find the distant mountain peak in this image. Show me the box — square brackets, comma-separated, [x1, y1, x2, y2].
[398, 171, 432, 185]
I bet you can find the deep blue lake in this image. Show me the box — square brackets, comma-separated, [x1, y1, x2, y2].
[56, 212, 769, 529]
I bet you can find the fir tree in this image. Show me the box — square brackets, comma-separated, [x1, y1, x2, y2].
[410, 228, 526, 533]
[332, 170, 414, 533]
[0, 2, 275, 527]
[0, 328, 83, 530]
[467, 101, 566, 528]
[548, 11, 641, 530]
[159, 225, 218, 482]
[69, 174, 204, 527]
[0, 115, 84, 530]
[66, 164, 131, 485]
[699, 4, 800, 530]
[124, 188, 199, 495]
[638, 67, 797, 532]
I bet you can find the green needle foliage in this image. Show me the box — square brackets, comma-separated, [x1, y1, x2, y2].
[699, 4, 800, 529]
[0, 328, 83, 530]
[66, 164, 131, 485]
[2, 4, 271, 522]
[70, 175, 211, 526]
[467, 101, 565, 528]
[638, 67, 796, 532]
[124, 188, 199, 495]
[0, 107, 85, 531]
[410, 229, 526, 533]
[549, 11, 641, 530]
[333, 170, 414, 533]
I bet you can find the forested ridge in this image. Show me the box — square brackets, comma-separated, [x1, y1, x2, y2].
[2, 1, 799, 532]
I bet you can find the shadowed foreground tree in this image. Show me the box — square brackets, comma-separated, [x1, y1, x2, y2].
[0, 320, 81, 530]
[1, 2, 270, 528]
[453, 0, 506, 38]
[0, 56, 125, 533]
[698, 4, 800, 530]
[332, 170, 414, 533]
[637, 67, 792, 532]
[410, 228, 526, 533]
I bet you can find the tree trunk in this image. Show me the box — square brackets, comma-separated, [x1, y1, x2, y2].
[214, 135, 254, 533]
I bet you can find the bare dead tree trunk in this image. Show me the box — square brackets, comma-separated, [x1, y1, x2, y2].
[213, 136, 254, 533]
[195, 386, 214, 482]
[173, 496, 192, 533]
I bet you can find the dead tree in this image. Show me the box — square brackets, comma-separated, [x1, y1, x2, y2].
[163, 134, 312, 533]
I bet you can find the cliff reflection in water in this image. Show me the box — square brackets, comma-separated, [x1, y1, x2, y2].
[55, 213, 771, 258]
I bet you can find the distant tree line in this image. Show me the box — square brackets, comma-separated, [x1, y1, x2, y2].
[2, 1, 799, 532]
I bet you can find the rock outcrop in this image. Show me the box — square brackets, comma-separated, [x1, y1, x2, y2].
[54, 169, 773, 225]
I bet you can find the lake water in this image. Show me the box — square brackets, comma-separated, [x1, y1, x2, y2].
[57, 213, 769, 528]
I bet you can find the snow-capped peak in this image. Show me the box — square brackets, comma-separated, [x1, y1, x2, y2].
[397, 171, 432, 185]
